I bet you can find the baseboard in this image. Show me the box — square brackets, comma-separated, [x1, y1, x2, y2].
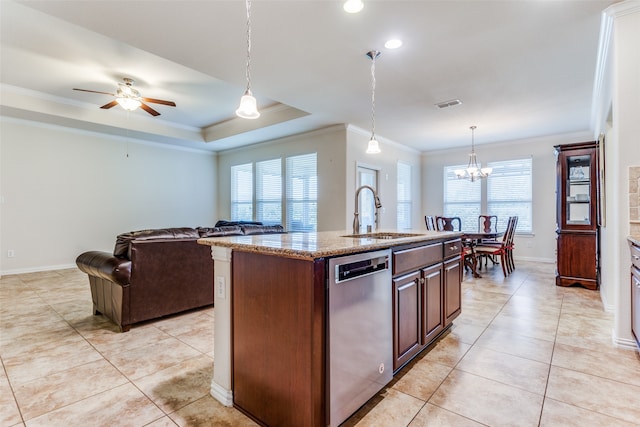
[210, 381, 233, 407]
[0, 263, 76, 277]
[613, 334, 638, 351]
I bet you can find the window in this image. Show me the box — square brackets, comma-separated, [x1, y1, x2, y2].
[443, 164, 481, 231]
[230, 153, 317, 231]
[286, 153, 317, 232]
[443, 158, 533, 233]
[487, 158, 532, 233]
[256, 159, 282, 225]
[397, 162, 412, 230]
[231, 163, 253, 221]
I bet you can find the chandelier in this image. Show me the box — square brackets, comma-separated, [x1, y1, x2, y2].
[455, 126, 492, 181]
[366, 50, 381, 154]
[236, 0, 260, 119]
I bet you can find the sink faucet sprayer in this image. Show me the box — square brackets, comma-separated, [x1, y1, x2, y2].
[353, 185, 382, 234]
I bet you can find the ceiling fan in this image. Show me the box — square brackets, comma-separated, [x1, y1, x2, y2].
[73, 78, 176, 116]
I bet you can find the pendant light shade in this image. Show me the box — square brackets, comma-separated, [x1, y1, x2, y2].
[236, 0, 260, 119]
[366, 138, 381, 154]
[236, 89, 260, 119]
[366, 50, 381, 154]
[455, 126, 492, 181]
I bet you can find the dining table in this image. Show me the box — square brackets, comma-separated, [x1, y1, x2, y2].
[461, 231, 505, 278]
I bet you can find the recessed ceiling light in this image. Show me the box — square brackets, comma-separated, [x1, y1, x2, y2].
[343, 0, 364, 13]
[384, 39, 403, 49]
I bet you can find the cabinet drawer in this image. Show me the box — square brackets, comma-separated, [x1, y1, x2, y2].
[443, 239, 463, 260]
[393, 243, 441, 276]
[631, 244, 640, 270]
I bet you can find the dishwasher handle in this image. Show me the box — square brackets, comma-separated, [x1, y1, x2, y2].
[335, 254, 389, 283]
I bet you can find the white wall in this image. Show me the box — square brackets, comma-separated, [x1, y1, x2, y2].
[0, 118, 217, 275]
[421, 130, 592, 263]
[216, 125, 348, 232]
[606, 4, 640, 346]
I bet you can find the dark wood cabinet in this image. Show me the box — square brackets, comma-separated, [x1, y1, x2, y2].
[555, 141, 600, 290]
[392, 239, 461, 371]
[393, 271, 422, 368]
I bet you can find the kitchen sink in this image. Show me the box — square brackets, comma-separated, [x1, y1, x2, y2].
[341, 232, 424, 240]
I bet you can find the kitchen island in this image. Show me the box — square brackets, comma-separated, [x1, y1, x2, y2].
[198, 229, 463, 427]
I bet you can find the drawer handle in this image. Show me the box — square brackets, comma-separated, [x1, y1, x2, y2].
[420, 277, 425, 284]
[633, 255, 640, 260]
[450, 245, 458, 251]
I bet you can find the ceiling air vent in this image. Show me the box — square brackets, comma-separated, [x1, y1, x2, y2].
[435, 99, 462, 109]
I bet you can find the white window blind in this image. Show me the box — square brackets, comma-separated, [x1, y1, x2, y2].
[231, 163, 253, 221]
[487, 158, 532, 233]
[397, 161, 412, 230]
[286, 153, 317, 232]
[256, 158, 282, 225]
[443, 164, 481, 231]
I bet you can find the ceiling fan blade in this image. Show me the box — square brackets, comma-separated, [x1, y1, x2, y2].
[73, 88, 115, 96]
[140, 102, 160, 116]
[100, 100, 119, 109]
[142, 97, 176, 107]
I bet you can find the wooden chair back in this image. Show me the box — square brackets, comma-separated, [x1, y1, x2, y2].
[478, 215, 498, 233]
[424, 215, 437, 231]
[436, 216, 462, 231]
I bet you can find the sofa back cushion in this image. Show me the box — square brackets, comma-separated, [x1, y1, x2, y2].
[114, 227, 200, 258]
[240, 224, 285, 235]
[197, 226, 243, 237]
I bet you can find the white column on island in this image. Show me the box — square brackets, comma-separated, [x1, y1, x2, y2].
[210, 246, 233, 406]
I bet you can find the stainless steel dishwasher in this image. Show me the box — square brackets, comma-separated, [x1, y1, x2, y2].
[328, 249, 392, 427]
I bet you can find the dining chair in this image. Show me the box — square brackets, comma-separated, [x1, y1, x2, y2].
[474, 216, 517, 277]
[477, 214, 499, 252]
[436, 216, 462, 232]
[424, 215, 437, 231]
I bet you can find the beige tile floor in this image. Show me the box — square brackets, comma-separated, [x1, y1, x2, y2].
[1, 261, 639, 426]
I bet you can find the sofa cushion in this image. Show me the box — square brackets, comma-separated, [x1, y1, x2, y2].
[197, 226, 243, 237]
[240, 224, 285, 235]
[114, 227, 199, 258]
[214, 220, 263, 227]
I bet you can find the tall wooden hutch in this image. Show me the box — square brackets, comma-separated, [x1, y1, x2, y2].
[554, 141, 600, 290]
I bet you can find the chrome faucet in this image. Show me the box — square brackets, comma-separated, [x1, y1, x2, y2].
[353, 185, 382, 234]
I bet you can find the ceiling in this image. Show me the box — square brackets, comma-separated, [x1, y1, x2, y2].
[0, 0, 616, 153]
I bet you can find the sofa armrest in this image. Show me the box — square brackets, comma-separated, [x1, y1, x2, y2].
[76, 251, 131, 286]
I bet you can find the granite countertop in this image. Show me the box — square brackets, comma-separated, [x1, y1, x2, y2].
[628, 235, 640, 246]
[198, 229, 462, 260]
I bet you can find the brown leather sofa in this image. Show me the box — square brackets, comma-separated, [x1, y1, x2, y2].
[76, 224, 284, 331]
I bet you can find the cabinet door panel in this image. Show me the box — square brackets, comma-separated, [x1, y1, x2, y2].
[444, 258, 461, 325]
[557, 232, 597, 283]
[393, 271, 421, 370]
[421, 264, 443, 344]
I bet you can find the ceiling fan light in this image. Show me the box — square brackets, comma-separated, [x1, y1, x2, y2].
[116, 97, 141, 111]
[236, 91, 260, 119]
[343, 0, 364, 13]
[366, 137, 381, 154]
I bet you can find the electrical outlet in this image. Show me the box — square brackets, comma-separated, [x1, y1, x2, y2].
[216, 276, 226, 299]
[7, 250, 15, 258]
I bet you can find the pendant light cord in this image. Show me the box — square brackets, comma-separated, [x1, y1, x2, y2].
[369, 51, 379, 139]
[244, 0, 253, 92]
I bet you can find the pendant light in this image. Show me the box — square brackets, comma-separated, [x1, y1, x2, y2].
[236, 0, 260, 119]
[455, 126, 492, 181]
[366, 50, 381, 154]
